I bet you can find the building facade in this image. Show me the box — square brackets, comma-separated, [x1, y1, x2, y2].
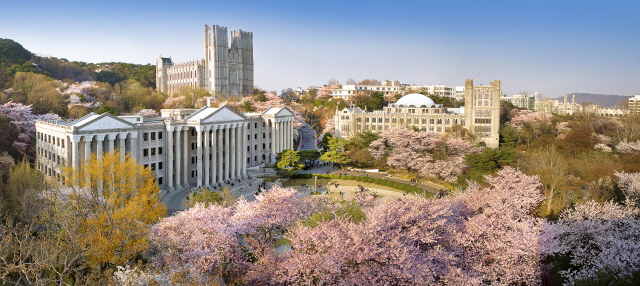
[35, 105, 294, 190]
[156, 24, 254, 99]
[334, 79, 501, 148]
[629, 95, 640, 115]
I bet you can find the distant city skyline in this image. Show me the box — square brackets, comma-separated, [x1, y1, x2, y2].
[2, 0, 639, 97]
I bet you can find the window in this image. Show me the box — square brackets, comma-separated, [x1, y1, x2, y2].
[255, 156, 257, 161]
[191, 129, 195, 136]
[263, 133, 266, 138]
[247, 135, 250, 140]
[263, 143, 265, 149]
[143, 133, 148, 141]
[430, 119, 435, 124]
[151, 148, 156, 156]
[255, 145, 257, 150]
[392, 118, 397, 123]
[263, 122, 265, 127]
[192, 157, 195, 164]
[143, 149, 149, 157]
[437, 119, 442, 124]
[414, 118, 419, 124]
[61, 140, 64, 148]
[255, 122, 258, 128]
[255, 134, 257, 139]
[445, 119, 450, 125]
[158, 147, 163, 155]
[159, 162, 163, 170]
[144, 164, 148, 169]
[158, 177, 163, 184]
[151, 132, 156, 140]
[158, 132, 163, 140]
[151, 163, 156, 171]
[191, 170, 194, 178]
[191, 142, 195, 150]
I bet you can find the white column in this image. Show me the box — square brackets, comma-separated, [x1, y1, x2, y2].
[129, 132, 138, 162]
[211, 125, 217, 184]
[271, 119, 276, 161]
[175, 127, 182, 188]
[84, 135, 93, 163]
[182, 127, 189, 187]
[224, 124, 230, 181]
[236, 124, 242, 178]
[166, 126, 175, 190]
[204, 126, 210, 187]
[118, 133, 127, 162]
[107, 134, 116, 154]
[218, 125, 224, 183]
[257, 121, 262, 163]
[196, 126, 203, 187]
[230, 124, 236, 180]
[96, 134, 105, 161]
[288, 120, 292, 150]
[71, 135, 81, 174]
[242, 123, 247, 176]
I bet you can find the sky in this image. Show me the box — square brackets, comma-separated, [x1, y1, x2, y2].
[1, 0, 639, 97]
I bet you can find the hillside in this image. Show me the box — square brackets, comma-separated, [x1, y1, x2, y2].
[552, 93, 631, 107]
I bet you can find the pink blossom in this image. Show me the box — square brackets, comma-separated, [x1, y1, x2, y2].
[593, 143, 612, 152]
[509, 110, 552, 131]
[0, 101, 59, 151]
[315, 84, 340, 100]
[615, 171, 640, 207]
[369, 127, 481, 182]
[136, 109, 159, 118]
[615, 140, 640, 154]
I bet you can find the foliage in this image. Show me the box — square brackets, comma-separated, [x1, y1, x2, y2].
[62, 151, 166, 267]
[320, 137, 351, 166]
[519, 146, 570, 217]
[94, 105, 118, 115]
[241, 100, 255, 112]
[187, 190, 225, 208]
[615, 171, 640, 207]
[276, 149, 304, 177]
[458, 147, 516, 184]
[297, 150, 321, 163]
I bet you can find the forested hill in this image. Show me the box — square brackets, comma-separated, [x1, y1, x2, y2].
[0, 38, 156, 89]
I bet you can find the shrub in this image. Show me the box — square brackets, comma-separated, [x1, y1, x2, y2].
[386, 181, 395, 187]
[393, 182, 401, 189]
[374, 179, 381, 184]
[341, 175, 348, 180]
[348, 175, 355, 180]
[379, 180, 388, 185]
[367, 178, 375, 183]
[330, 174, 337, 179]
[355, 176, 362, 182]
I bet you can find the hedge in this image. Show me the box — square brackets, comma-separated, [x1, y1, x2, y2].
[374, 179, 381, 184]
[355, 176, 362, 182]
[393, 182, 401, 189]
[348, 175, 355, 180]
[341, 175, 348, 180]
[367, 177, 375, 183]
[387, 181, 395, 187]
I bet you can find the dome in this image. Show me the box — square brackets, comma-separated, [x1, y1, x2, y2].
[394, 93, 436, 108]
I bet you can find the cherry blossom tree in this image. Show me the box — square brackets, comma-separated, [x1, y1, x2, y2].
[0, 101, 59, 151]
[615, 140, 640, 154]
[315, 84, 340, 100]
[509, 110, 552, 130]
[369, 127, 481, 182]
[542, 201, 640, 285]
[594, 143, 612, 152]
[136, 109, 159, 118]
[615, 171, 640, 207]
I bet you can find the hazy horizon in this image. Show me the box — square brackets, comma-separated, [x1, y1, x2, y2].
[2, 0, 639, 97]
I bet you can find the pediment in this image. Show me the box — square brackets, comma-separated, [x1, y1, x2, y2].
[274, 107, 293, 117]
[202, 106, 245, 123]
[76, 114, 134, 131]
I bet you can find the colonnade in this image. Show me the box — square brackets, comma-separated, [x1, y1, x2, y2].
[166, 123, 249, 190]
[69, 132, 137, 169]
[270, 118, 294, 161]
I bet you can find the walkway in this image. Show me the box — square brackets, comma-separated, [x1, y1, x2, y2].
[297, 123, 318, 151]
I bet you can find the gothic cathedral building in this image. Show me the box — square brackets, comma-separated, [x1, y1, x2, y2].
[156, 24, 254, 99]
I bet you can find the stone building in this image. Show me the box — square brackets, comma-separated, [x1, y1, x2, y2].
[35, 105, 294, 190]
[629, 95, 640, 115]
[334, 79, 501, 148]
[156, 24, 254, 99]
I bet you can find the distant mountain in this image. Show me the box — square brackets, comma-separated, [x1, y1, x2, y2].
[552, 93, 631, 108]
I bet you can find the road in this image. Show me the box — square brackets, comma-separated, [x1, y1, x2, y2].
[161, 187, 191, 216]
[297, 123, 318, 151]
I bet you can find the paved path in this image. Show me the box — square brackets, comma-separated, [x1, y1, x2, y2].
[297, 123, 318, 151]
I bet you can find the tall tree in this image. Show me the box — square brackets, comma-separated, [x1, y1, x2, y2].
[320, 137, 351, 166]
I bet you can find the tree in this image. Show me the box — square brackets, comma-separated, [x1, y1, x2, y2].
[358, 79, 380, 85]
[0, 100, 58, 152]
[297, 150, 321, 163]
[369, 127, 481, 182]
[276, 149, 304, 177]
[519, 146, 569, 217]
[256, 92, 267, 102]
[94, 105, 118, 115]
[241, 100, 255, 112]
[344, 78, 356, 85]
[542, 201, 640, 285]
[320, 137, 351, 166]
[62, 151, 166, 267]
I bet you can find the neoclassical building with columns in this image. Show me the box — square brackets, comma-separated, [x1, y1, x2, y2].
[35, 105, 294, 190]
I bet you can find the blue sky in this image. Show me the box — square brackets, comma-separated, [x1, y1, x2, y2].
[2, 0, 639, 97]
